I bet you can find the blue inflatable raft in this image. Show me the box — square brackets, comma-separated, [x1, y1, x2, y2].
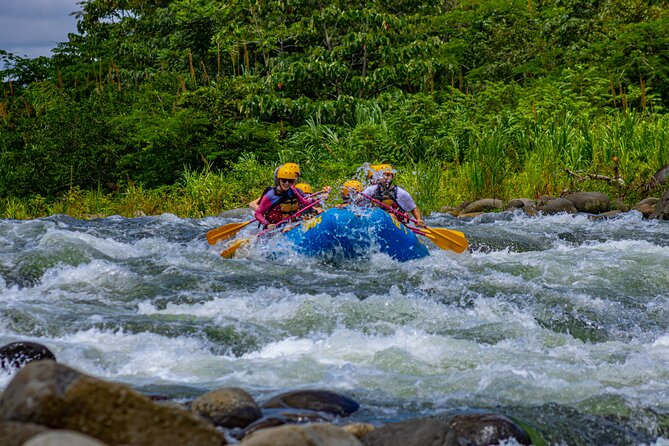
[281, 207, 429, 262]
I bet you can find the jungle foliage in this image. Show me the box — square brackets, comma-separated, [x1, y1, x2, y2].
[1, 0, 669, 217]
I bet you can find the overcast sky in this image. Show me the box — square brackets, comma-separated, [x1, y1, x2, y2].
[0, 0, 81, 67]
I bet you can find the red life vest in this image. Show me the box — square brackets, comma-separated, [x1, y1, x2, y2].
[262, 187, 301, 224]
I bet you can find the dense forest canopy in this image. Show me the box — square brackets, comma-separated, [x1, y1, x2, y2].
[1, 0, 668, 210]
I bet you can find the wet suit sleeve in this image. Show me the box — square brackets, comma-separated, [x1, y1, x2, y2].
[291, 186, 312, 206]
[254, 195, 273, 226]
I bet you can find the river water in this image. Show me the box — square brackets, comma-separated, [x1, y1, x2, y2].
[1, 210, 668, 445]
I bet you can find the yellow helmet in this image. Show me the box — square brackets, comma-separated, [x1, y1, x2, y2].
[367, 163, 394, 178]
[277, 163, 301, 180]
[342, 180, 362, 198]
[282, 162, 301, 174]
[294, 183, 313, 194]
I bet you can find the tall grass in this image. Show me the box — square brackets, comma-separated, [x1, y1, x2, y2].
[2, 109, 668, 220]
[463, 126, 510, 200]
[398, 160, 445, 212]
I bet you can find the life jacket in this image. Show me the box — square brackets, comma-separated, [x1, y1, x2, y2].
[372, 185, 400, 210]
[262, 187, 302, 224]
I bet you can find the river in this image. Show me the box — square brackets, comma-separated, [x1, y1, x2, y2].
[1, 210, 668, 445]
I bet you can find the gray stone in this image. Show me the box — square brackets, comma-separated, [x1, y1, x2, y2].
[447, 413, 531, 445]
[461, 199, 503, 214]
[0, 361, 225, 446]
[647, 162, 669, 190]
[262, 390, 359, 417]
[341, 423, 375, 439]
[634, 197, 658, 218]
[360, 418, 460, 446]
[649, 190, 669, 220]
[506, 198, 538, 216]
[561, 192, 611, 214]
[192, 387, 262, 428]
[239, 409, 333, 440]
[23, 430, 109, 446]
[636, 197, 659, 207]
[0, 342, 55, 371]
[536, 197, 578, 214]
[240, 423, 363, 446]
[0, 420, 49, 446]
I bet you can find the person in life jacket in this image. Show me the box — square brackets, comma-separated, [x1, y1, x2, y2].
[338, 179, 363, 207]
[249, 163, 302, 211]
[254, 164, 326, 229]
[295, 183, 323, 216]
[361, 164, 426, 227]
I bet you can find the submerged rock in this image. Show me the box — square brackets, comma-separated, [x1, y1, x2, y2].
[0, 341, 56, 371]
[447, 413, 532, 445]
[261, 390, 360, 417]
[360, 417, 460, 446]
[237, 409, 334, 440]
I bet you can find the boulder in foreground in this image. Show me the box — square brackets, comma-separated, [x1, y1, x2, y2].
[0, 360, 225, 446]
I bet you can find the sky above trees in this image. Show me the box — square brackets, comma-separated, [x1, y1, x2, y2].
[0, 0, 80, 67]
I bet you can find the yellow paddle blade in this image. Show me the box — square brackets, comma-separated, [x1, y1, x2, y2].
[206, 220, 253, 245]
[220, 238, 251, 258]
[423, 227, 469, 253]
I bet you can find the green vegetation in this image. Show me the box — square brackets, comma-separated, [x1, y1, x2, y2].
[2, 0, 669, 219]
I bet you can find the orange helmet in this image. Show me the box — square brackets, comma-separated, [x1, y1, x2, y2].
[342, 180, 362, 198]
[294, 183, 313, 194]
[277, 163, 301, 180]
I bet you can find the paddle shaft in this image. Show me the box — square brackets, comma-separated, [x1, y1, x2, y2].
[207, 189, 327, 245]
[361, 192, 469, 253]
[257, 198, 323, 237]
[359, 192, 417, 224]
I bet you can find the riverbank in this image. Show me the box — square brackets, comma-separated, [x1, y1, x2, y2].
[2, 157, 668, 221]
[2, 181, 668, 223]
[440, 190, 669, 221]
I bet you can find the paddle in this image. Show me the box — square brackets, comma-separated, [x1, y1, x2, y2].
[360, 192, 469, 254]
[220, 238, 249, 258]
[206, 219, 256, 245]
[220, 198, 324, 258]
[206, 189, 328, 245]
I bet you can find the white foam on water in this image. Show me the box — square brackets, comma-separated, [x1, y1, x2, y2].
[137, 287, 360, 323]
[2, 213, 669, 442]
[40, 225, 143, 260]
[40, 259, 140, 295]
[51, 328, 225, 382]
